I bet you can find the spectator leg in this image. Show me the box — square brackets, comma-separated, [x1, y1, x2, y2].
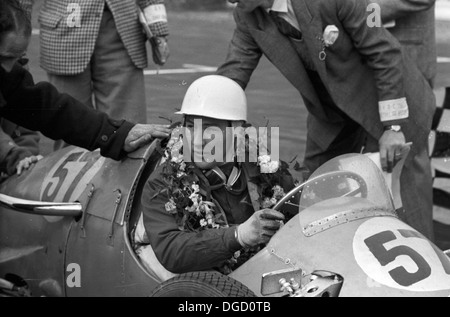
[90, 9, 147, 124]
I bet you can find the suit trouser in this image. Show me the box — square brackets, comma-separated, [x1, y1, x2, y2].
[47, 9, 147, 150]
[303, 123, 434, 241]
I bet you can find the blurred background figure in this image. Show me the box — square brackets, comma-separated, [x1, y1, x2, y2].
[21, 0, 170, 150]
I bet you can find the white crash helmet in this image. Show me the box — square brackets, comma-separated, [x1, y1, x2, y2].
[176, 75, 247, 122]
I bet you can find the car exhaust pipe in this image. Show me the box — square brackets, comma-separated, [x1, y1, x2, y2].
[0, 193, 83, 218]
[0, 278, 15, 291]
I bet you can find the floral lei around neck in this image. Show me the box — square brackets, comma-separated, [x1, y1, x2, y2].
[156, 123, 303, 273]
[159, 125, 228, 232]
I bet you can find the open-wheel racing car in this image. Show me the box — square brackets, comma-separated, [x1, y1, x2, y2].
[0, 140, 450, 297]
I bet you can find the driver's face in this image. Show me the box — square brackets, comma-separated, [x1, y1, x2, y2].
[0, 32, 29, 73]
[228, 0, 274, 12]
[185, 115, 230, 170]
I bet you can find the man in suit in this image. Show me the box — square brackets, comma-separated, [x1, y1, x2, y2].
[21, 0, 170, 149]
[217, 0, 436, 238]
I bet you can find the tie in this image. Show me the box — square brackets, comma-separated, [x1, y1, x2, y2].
[269, 11, 303, 41]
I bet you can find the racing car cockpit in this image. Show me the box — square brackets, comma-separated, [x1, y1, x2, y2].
[0, 141, 449, 297]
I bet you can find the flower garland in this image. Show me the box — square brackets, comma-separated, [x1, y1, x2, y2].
[251, 155, 301, 223]
[160, 126, 228, 232]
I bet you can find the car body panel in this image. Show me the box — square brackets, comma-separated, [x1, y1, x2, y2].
[231, 207, 450, 297]
[64, 218, 158, 297]
[231, 154, 450, 297]
[0, 143, 162, 297]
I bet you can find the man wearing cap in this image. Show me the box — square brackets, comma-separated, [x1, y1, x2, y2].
[139, 75, 296, 275]
[217, 0, 436, 239]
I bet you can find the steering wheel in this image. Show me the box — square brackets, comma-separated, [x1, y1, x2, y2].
[273, 171, 368, 211]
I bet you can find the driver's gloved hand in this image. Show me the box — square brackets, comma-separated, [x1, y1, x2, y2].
[237, 209, 285, 248]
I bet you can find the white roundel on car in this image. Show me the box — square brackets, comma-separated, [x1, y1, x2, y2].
[353, 217, 450, 292]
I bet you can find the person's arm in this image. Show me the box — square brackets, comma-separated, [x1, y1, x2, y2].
[4, 148, 40, 176]
[142, 168, 242, 274]
[0, 64, 134, 160]
[137, 0, 170, 66]
[216, 9, 263, 90]
[337, 0, 408, 126]
[138, 0, 169, 37]
[370, 0, 435, 22]
[0, 128, 21, 172]
[1, 120, 40, 156]
[0, 120, 41, 175]
[336, 0, 410, 171]
[0, 127, 36, 176]
[9, 127, 40, 156]
[18, 0, 33, 12]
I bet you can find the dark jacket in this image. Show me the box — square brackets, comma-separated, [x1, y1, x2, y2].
[0, 63, 134, 160]
[217, 0, 435, 159]
[142, 162, 295, 274]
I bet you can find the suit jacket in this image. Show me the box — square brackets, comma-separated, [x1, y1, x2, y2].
[371, 0, 436, 85]
[21, 0, 168, 75]
[217, 0, 435, 159]
[0, 63, 134, 160]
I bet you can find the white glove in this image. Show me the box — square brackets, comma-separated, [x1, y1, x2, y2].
[237, 209, 285, 248]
